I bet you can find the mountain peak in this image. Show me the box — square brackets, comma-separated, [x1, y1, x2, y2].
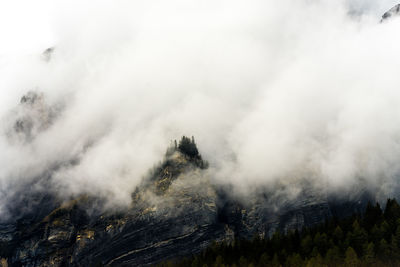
[381, 4, 400, 22]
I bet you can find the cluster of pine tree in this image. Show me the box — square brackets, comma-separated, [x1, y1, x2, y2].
[177, 136, 199, 158]
[165, 136, 208, 169]
[166, 136, 200, 158]
[158, 199, 400, 267]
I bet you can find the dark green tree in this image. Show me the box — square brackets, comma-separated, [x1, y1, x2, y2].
[349, 220, 368, 255]
[325, 246, 341, 266]
[271, 253, 280, 267]
[364, 202, 383, 231]
[363, 242, 375, 266]
[314, 232, 329, 255]
[285, 253, 302, 267]
[301, 235, 313, 256]
[378, 238, 390, 260]
[178, 136, 199, 158]
[257, 252, 270, 267]
[384, 199, 400, 230]
[344, 247, 359, 267]
[238, 256, 248, 267]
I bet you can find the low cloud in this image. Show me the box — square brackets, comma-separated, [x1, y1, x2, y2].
[0, 0, 400, 214]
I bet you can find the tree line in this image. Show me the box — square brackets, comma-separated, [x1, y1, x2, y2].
[157, 198, 400, 266]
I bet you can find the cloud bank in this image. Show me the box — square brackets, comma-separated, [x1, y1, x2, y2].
[0, 0, 400, 213]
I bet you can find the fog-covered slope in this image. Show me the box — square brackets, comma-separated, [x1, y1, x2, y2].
[0, 135, 373, 266]
[1, 2, 400, 266]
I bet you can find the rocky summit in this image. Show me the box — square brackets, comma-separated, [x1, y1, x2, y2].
[381, 4, 400, 22]
[0, 136, 371, 267]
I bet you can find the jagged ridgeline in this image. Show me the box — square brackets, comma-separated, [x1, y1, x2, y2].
[0, 91, 387, 267]
[0, 129, 371, 266]
[138, 136, 209, 196]
[0, 134, 220, 266]
[0, 108, 376, 267]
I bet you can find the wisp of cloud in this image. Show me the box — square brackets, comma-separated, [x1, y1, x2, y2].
[0, 0, 400, 215]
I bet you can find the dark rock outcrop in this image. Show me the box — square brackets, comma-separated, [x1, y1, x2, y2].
[381, 4, 400, 22]
[42, 47, 55, 62]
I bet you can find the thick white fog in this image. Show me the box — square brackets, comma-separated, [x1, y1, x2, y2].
[0, 0, 400, 212]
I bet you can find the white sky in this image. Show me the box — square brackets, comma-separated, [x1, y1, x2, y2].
[0, 0, 55, 55]
[0, 0, 398, 55]
[0, 0, 400, 210]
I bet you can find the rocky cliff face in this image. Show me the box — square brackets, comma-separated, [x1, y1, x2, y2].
[0, 93, 373, 266]
[1, 4, 398, 265]
[0, 140, 371, 266]
[0, 147, 227, 266]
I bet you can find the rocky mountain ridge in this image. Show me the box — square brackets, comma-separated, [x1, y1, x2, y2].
[1, 4, 399, 266]
[0, 136, 371, 266]
[382, 3, 400, 22]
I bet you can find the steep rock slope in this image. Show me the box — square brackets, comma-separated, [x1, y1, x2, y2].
[0, 92, 373, 266]
[4, 2, 399, 259]
[0, 138, 340, 266]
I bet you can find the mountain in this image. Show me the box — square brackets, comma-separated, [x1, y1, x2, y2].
[0, 132, 372, 266]
[381, 4, 400, 22]
[1, 5, 399, 265]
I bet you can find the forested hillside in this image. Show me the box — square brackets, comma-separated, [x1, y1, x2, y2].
[159, 199, 400, 267]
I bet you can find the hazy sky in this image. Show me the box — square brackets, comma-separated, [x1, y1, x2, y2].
[0, 0, 398, 54]
[0, 0, 400, 214]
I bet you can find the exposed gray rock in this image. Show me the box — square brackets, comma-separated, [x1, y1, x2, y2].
[0, 145, 372, 266]
[42, 47, 55, 62]
[381, 4, 400, 22]
[5, 90, 62, 144]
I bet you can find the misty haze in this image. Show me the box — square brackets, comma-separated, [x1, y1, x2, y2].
[1, 0, 400, 266]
